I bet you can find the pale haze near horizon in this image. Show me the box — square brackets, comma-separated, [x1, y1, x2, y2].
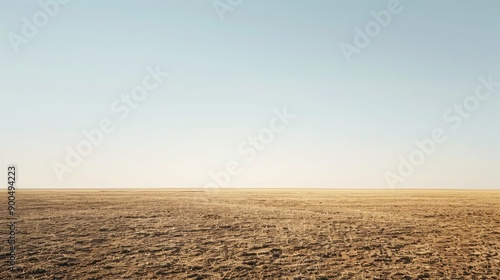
[1, 0, 499, 189]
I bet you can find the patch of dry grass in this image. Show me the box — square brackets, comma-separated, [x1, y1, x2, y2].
[1, 189, 499, 279]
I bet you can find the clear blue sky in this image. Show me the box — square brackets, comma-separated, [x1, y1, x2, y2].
[1, 0, 499, 188]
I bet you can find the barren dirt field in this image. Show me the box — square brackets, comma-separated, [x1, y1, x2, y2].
[1, 189, 500, 279]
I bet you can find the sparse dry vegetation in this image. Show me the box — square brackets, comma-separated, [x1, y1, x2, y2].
[1, 189, 500, 279]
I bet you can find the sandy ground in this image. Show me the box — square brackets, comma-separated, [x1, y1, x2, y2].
[1, 189, 499, 279]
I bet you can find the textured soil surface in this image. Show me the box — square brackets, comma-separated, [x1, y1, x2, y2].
[1, 189, 500, 279]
